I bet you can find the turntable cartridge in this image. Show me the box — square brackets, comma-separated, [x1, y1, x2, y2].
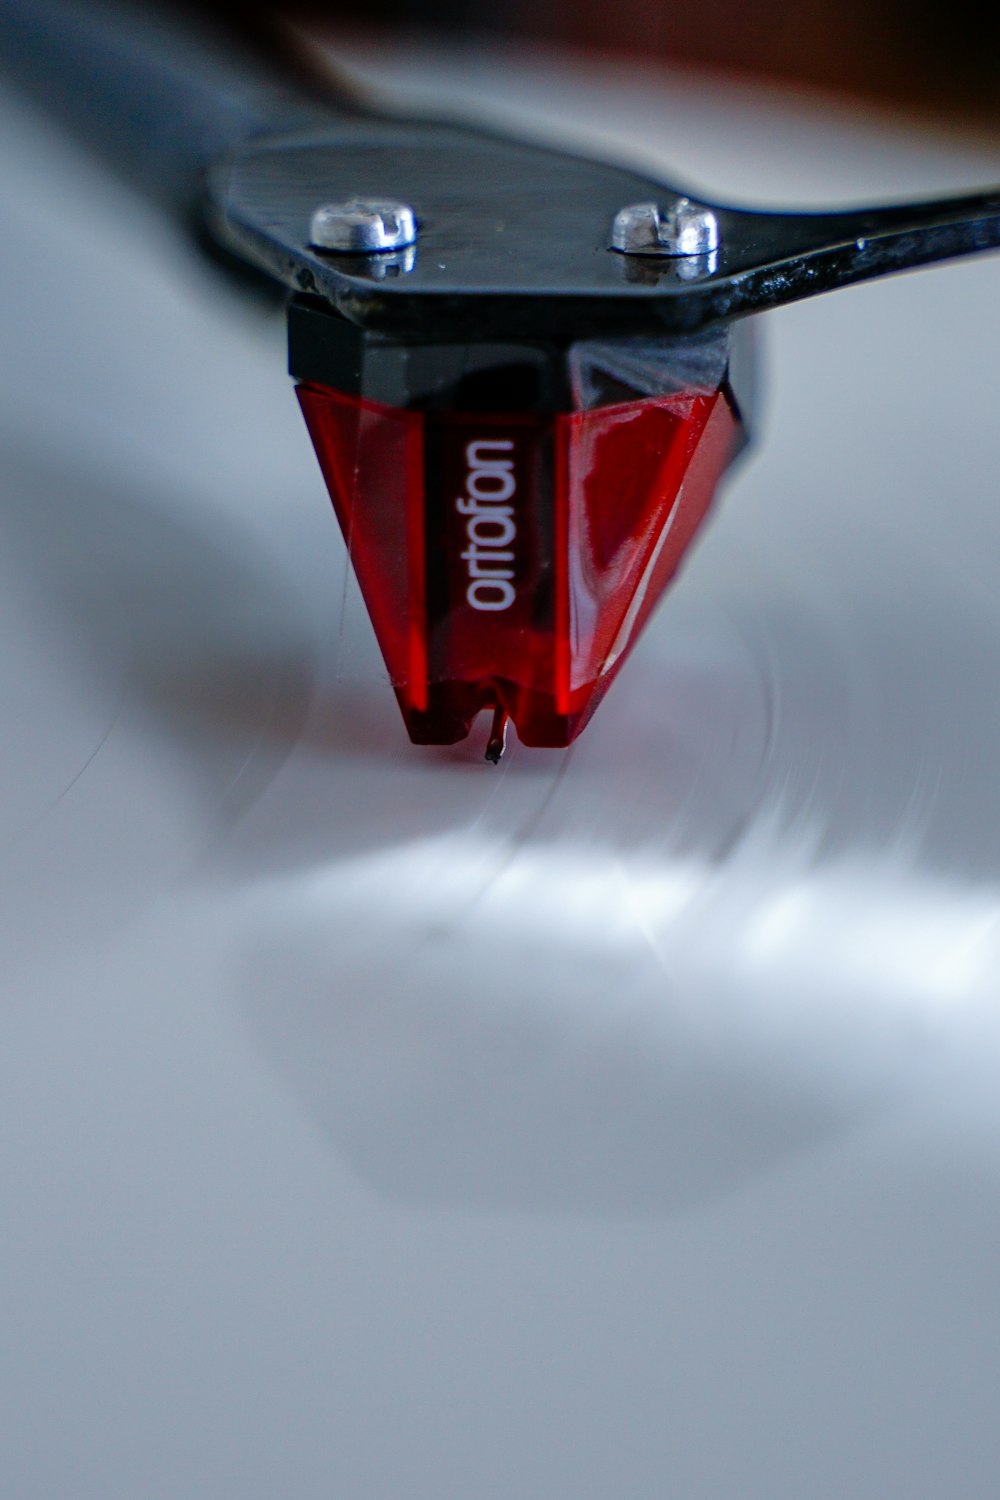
[4, 0, 1000, 755]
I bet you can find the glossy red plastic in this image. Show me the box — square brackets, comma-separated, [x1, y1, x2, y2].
[297, 380, 738, 748]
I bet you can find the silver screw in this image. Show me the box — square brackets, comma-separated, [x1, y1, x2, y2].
[309, 198, 418, 254]
[611, 198, 719, 257]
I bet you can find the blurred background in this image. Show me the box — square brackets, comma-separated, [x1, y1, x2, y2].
[192, 0, 1000, 128]
[3, 5, 1000, 1499]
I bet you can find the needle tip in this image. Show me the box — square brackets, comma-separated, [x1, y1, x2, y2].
[485, 705, 509, 765]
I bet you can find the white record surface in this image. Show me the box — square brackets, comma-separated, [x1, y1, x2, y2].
[2, 41, 1000, 1498]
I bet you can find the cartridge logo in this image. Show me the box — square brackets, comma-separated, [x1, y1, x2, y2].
[457, 439, 517, 611]
[422, 412, 551, 676]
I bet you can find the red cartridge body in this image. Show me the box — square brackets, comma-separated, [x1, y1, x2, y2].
[294, 313, 750, 750]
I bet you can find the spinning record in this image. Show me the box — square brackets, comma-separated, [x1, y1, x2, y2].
[2, 31, 1000, 1500]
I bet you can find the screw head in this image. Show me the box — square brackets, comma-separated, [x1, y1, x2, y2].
[611, 198, 720, 257]
[309, 198, 418, 254]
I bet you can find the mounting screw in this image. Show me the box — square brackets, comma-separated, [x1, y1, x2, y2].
[309, 198, 418, 254]
[611, 199, 719, 257]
